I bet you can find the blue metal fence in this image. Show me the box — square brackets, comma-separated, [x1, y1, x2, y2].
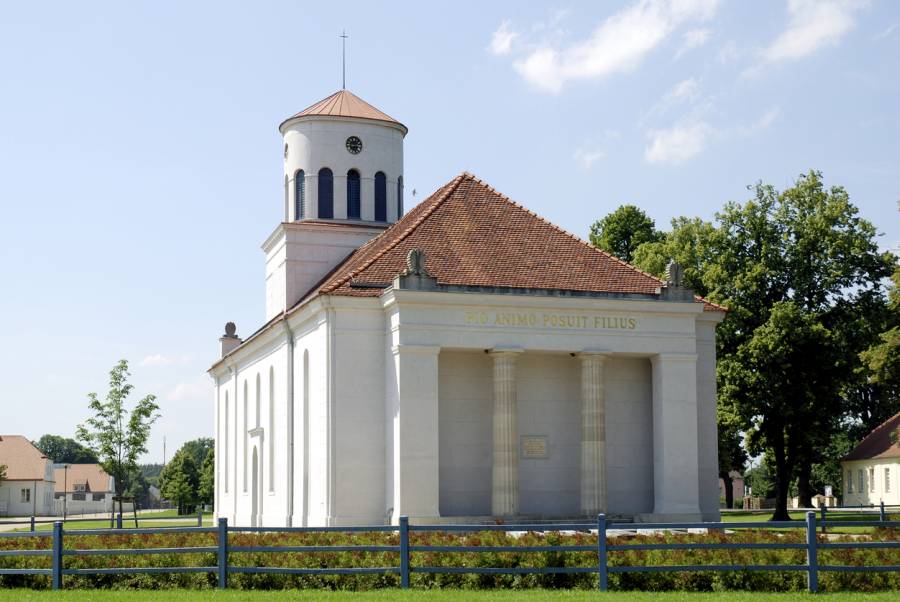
[0, 511, 898, 592]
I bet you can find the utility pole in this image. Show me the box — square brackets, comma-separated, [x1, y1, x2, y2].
[340, 30, 349, 89]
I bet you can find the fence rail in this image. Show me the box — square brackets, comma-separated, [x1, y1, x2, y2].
[0, 512, 898, 592]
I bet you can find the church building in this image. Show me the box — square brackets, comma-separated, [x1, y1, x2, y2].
[209, 89, 725, 527]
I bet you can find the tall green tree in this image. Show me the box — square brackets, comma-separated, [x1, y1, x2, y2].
[198, 449, 215, 508]
[33, 434, 98, 464]
[160, 449, 199, 515]
[179, 438, 214, 469]
[588, 204, 662, 263]
[76, 360, 160, 516]
[628, 170, 894, 519]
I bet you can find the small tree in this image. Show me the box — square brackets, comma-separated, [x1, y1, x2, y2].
[160, 449, 199, 515]
[198, 449, 215, 509]
[588, 204, 662, 263]
[76, 359, 159, 516]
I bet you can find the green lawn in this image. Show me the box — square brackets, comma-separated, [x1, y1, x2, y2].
[2, 592, 899, 601]
[720, 510, 895, 534]
[13, 511, 213, 532]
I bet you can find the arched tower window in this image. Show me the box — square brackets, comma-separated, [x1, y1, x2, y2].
[318, 168, 333, 219]
[346, 169, 361, 219]
[295, 170, 305, 220]
[374, 172, 387, 222]
[268, 366, 275, 492]
[397, 175, 404, 219]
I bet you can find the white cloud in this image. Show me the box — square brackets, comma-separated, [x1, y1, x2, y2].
[675, 27, 711, 58]
[573, 148, 607, 169]
[743, 107, 781, 134]
[873, 24, 896, 41]
[488, 20, 519, 55]
[644, 121, 714, 165]
[513, 0, 719, 93]
[717, 40, 741, 63]
[166, 378, 209, 402]
[762, 0, 868, 64]
[668, 77, 701, 102]
[141, 353, 192, 367]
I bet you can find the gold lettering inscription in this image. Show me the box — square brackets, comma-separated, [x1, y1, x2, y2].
[464, 311, 637, 330]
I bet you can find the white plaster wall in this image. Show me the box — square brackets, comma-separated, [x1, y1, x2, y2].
[438, 351, 653, 517]
[696, 318, 721, 520]
[604, 357, 654, 515]
[842, 459, 900, 506]
[0, 479, 54, 516]
[264, 223, 385, 321]
[329, 304, 387, 524]
[282, 118, 404, 223]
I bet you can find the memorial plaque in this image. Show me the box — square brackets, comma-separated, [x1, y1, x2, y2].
[521, 435, 548, 459]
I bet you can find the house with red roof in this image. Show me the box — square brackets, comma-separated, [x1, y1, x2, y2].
[0, 435, 55, 516]
[842, 412, 900, 506]
[208, 90, 726, 528]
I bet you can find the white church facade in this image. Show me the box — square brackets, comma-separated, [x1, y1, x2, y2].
[209, 89, 725, 527]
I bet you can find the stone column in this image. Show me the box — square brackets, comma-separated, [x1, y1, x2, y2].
[491, 349, 522, 517]
[646, 352, 702, 521]
[578, 353, 609, 516]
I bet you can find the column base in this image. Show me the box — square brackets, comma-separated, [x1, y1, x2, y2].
[634, 512, 703, 523]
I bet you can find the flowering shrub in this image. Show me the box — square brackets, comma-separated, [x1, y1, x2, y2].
[0, 528, 897, 591]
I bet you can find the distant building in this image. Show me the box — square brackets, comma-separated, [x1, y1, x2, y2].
[53, 464, 116, 515]
[0, 435, 55, 516]
[718, 470, 744, 506]
[842, 411, 900, 506]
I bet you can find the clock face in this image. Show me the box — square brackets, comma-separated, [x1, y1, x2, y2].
[345, 136, 363, 155]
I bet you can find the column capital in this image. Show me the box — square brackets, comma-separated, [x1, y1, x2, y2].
[489, 346, 524, 357]
[575, 350, 612, 361]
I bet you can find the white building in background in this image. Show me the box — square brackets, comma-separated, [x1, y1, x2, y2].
[0, 436, 55, 516]
[53, 464, 116, 516]
[209, 89, 726, 527]
[842, 411, 900, 506]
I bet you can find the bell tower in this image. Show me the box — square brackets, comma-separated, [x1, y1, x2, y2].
[263, 90, 408, 320]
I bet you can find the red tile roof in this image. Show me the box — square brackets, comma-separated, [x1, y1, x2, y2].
[300, 173, 725, 311]
[0, 435, 51, 481]
[844, 412, 900, 461]
[281, 90, 406, 132]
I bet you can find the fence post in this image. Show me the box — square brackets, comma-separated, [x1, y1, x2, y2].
[597, 513, 608, 592]
[820, 505, 827, 534]
[880, 501, 886, 522]
[30, 515, 35, 532]
[197, 509, 203, 527]
[217, 517, 228, 589]
[51, 521, 63, 590]
[116, 512, 123, 529]
[399, 515, 410, 589]
[806, 511, 818, 593]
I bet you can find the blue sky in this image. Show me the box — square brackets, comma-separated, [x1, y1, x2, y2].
[1, 1, 897, 463]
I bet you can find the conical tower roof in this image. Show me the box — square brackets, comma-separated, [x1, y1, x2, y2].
[280, 90, 406, 133]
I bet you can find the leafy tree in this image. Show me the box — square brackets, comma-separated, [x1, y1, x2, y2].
[717, 403, 748, 509]
[588, 204, 662, 263]
[160, 449, 199, 515]
[0, 464, 6, 484]
[198, 449, 215, 508]
[858, 265, 900, 419]
[628, 171, 894, 520]
[33, 434, 98, 464]
[179, 438, 214, 469]
[76, 360, 160, 516]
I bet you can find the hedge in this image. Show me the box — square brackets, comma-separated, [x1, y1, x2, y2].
[1, 528, 898, 591]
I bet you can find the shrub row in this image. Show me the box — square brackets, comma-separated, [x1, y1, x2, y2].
[1, 528, 898, 592]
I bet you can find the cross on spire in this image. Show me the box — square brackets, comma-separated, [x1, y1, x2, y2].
[340, 30, 349, 89]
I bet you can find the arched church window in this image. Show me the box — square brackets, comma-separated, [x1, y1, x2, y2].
[346, 169, 361, 219]
[374, 172, 387, 222]
[243, 380, 248, 492]
[318, 168, 333, 219]
[295, 170, 305, 220]
[255, 374, 261, 429]
[268, 366, 275, 492]
[397, 176, 404, 219]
